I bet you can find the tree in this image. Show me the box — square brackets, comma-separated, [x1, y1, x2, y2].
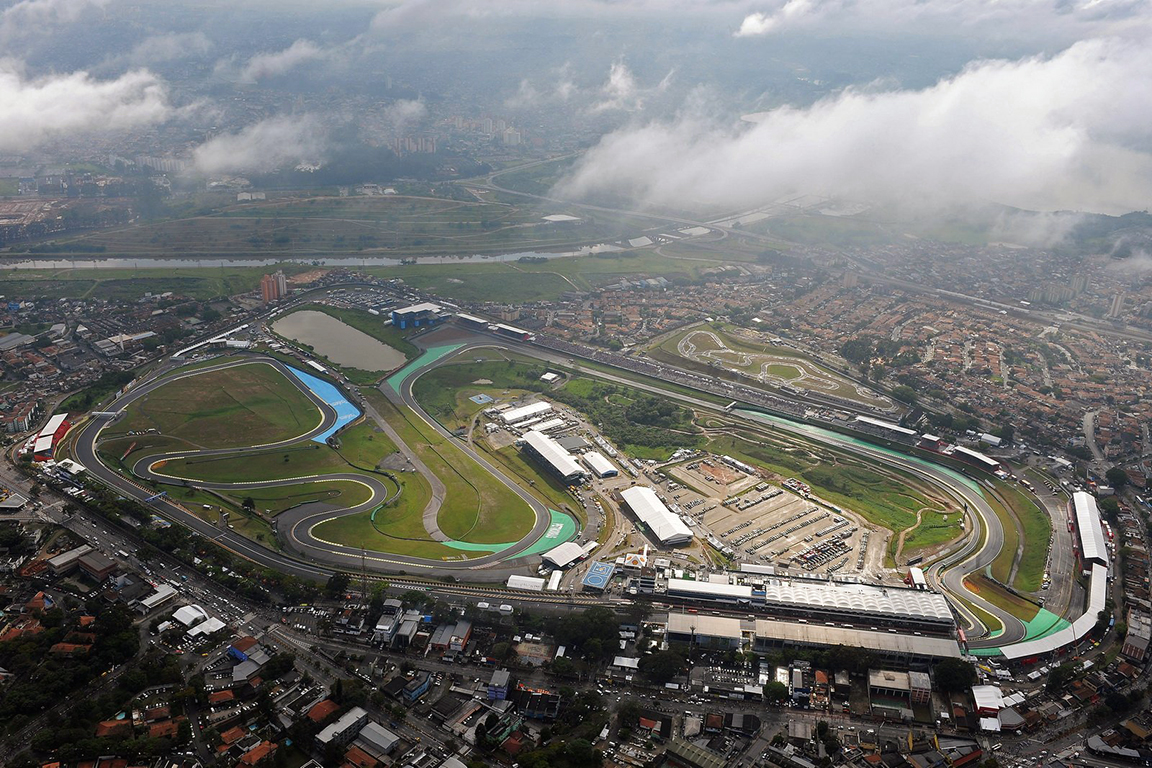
[934, 658, 976, 693]
[764, 680, 789, 704]
[639, 649, 685, 684]
[1047, 662, 1078, 692]
[1106, 467, 1130, 488]
[325, 573, 350, 597]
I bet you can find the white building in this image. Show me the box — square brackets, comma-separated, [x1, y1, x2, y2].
[619, 486, 693, 545]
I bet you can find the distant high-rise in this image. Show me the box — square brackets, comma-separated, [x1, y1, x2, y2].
[261, 270, 289, 304]
[1109, 291, 1126, 319]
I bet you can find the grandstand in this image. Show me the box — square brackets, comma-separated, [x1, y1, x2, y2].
[1072, 491, 1109, 567]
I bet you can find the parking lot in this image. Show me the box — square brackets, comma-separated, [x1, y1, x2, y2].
[665, 455, 875, 574]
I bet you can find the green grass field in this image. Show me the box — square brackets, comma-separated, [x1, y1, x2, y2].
[115, 362, 322, 449]
[965, 573, 1040, 622]
[365, 389, 536, 545]
[0, 263, 314, 302]
[997, 483, 1052, 593]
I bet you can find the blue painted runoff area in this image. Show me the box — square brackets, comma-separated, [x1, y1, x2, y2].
[285, 365, 361, 443]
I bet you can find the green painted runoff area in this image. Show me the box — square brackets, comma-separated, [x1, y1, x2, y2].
[440, 508, 576, 555]
[387, 343, 464, 393]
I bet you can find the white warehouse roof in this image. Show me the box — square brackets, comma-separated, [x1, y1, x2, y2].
[38, 413, 68, 438]
[502, 401, 552, 424]
[173, 604, 209, 627]
[522, 430, 584, 480]
[582, 451, 617, 477]
[667, 612, 743, 639]
[1073, 491, 1109, 566]
[187, 616, 226, 637]
[533, 418, 567, 433]
[506, 575, 546, 591]
[542, 541, 587, 569]
[393, 302, 440, 316]
[620, 486, 693, 545]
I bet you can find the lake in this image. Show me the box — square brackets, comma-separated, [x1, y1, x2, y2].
[272, 310, 407, 372]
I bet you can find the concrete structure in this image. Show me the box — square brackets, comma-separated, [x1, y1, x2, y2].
[134, 583, 177, 614]
[315, 706, 368, 750]
[1122, 610, 1152, 663]
[47, 544, 92, 575]
[520, 430, 584, 484]
[77, 550, 116, 581]
[620, 486, 693, 546]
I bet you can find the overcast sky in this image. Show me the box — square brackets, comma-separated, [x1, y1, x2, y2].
[0, 0, 1148, 214]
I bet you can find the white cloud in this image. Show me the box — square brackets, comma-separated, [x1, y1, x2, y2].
[121, 32, 214, 65]
[591, 59, 674, 113]
[0, 0, 108, 40]
[192, 115, 327, 175]
[0, 61, 170, 152]
[505, 65, 579, 109]
[382, 99, 426, 131]
[555, 38, 1152, 216]
[732, 0, 1152, 39]
[239, 39, 324, 83]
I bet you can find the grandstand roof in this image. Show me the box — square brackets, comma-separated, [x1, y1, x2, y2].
[620, 486, 692, 545]
[855, 416, 916, 436]
[522, 430, 584, 480]
[754, 619, 961, 659]
[38, 413, 68, 438]
[667, 578, 752, 601]
[1000, 562, 1108, 660]
[1073, 491, 1109, 566]
[952, 446, 1002, 471]
[752, 578, 954, 623]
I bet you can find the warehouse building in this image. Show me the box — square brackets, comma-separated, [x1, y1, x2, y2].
[619, 486, 693, 546]
[520, 430, 584, 484]
[582, 451, 618, 478]
[506, 575, 546, 592]
[501, 401, 552, 425]
[1072, 491, 1109, 567]
[48, 544, 92, 575]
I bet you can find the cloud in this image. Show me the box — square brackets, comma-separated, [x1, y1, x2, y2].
[0, 0, 108, 40]
[732, 0, 1152, 39]
[555, 38, 1152, 217]
[734, 0, 813, 36]
[0, 61, 170, 152]
[192, 115, 327, 175]
[505, 64, 579, 109]
[239, 39, 324, 83]
[382, 99, 426, 131]
[591, 59, 674, 113]
[120, 32, 214, 66]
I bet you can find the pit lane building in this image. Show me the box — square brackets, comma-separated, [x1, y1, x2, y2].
[619, 486, 693, 546]
[520, 430, 584, 484]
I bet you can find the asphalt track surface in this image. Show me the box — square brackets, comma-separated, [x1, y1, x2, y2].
[73, 353, 554, 580]
[73, 332, 1029, 644]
